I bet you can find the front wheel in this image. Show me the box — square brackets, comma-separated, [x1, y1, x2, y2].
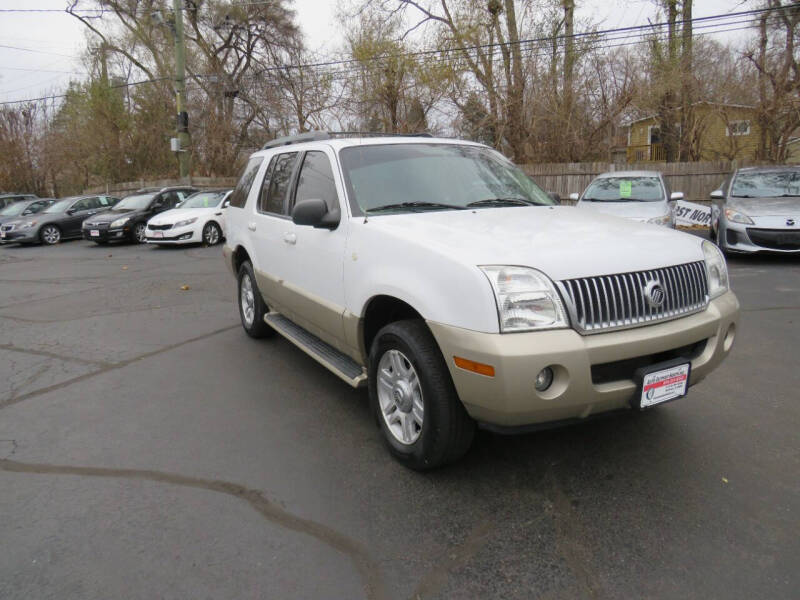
[202, 222, 222, 246]
[132, 222, 147, 244]
[40, 225, 61, 245]
[237, 261, 274, 339]
[368, 320, 475, 470]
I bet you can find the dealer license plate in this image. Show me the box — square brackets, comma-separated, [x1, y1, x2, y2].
[90, 230, 99, 237]
[638, 362, 690, 408]
[152, 231, 163, 238]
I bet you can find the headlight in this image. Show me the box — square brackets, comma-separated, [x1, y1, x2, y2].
[647, 213, 672, 226]
[110, 217, 130, 228]
[173, 217, 197, 228]
[702, 240, 729, 299]
[20, 221, 37, 229]
[480, 266, 569, 332]
[724, 207, 753, 225]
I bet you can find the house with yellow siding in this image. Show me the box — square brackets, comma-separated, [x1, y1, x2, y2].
[627, 102, 760, 163]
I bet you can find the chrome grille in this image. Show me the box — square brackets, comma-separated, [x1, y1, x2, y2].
[557, 261, 709, 334]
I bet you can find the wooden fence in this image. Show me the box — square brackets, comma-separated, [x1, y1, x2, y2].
[520, 160, 775, 204]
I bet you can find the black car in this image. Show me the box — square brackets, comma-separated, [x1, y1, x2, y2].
[0, 195, 118, 245]
[0, 193, 38, 210]
[0, 198, 55, 239]
[82, 186, 198, 244]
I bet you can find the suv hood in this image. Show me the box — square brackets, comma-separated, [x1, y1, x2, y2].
[576, 200, 668, 221]
[727, 197, 800, 217]
[363, 206, 705, 280]
[149, 207, 216, 225]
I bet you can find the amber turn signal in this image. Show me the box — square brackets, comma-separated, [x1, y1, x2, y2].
[453, 356, 495, 377]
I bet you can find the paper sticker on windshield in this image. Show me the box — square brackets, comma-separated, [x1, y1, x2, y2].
[619, 180, 632, 198]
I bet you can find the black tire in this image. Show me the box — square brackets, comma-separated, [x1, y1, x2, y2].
[202, 222, 222, 246]
[368, 319, 475, 470]
[39, 224, 61, 245]
[94, 240, 108, 245]
[237, 261, 274, 339]
[131, 222, 147, 244]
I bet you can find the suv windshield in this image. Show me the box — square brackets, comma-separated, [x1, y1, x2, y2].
[731, 171, 800, 198]
[339, 143, 554, 214]
[115, 193, 155, 211]
[582, 176, 664, 202]
[44, 198, 77, 213]
[181, 192, 224, 208]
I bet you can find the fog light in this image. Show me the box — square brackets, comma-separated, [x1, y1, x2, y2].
[535, 367, 553, 392]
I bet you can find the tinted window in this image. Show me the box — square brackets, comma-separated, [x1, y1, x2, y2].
[294, 151, 339, 212]
[229, 157, 264, 208]
[71, 198, 93, 211]
[260, 152, 298, 215]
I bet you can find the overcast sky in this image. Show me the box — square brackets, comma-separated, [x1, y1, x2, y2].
[0, 0, 749, 105]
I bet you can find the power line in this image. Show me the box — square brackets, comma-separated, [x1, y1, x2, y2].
[0, 7, 782, 106]
[0, 44, 81, 59]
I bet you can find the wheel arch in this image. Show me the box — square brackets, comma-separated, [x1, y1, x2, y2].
[361, 294, 426, 358]
[232, 244, 251, 274]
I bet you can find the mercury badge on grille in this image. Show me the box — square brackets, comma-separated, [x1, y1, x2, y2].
[643, 279, 666, 309]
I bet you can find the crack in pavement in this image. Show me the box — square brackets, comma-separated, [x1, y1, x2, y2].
[0, 457, 390, 600]
[0, 301, 228, 325]
[0, 324, 239, 410]
[0, 343, 113, 367]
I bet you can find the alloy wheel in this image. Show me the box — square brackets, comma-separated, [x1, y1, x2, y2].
[377, 349, 424, 445]
[134, 223, 146, 243]
[204, 224, 220, 245]
[41, 226, 60, 245]
[240, 273, 255, 327]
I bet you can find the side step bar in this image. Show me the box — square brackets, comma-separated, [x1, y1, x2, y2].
[265, 313, 368, 388]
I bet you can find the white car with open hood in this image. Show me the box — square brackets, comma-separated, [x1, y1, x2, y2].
[222, 133, 739, 469]
[146, 189, 231, 245]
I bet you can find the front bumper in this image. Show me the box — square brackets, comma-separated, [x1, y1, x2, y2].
[428, 290, 739, 427]
[722, 218, 800, 253]
[0, 228, 38, 243]
[145, 224, 195, 244]
[83, 225, 130, 242]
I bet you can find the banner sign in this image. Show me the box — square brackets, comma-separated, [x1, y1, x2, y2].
[674, 200, 712, 227]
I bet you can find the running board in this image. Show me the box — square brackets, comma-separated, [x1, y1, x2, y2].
[265, 313, 367, 388]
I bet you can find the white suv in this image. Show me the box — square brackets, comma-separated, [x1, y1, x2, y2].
[223, 133, 739, 469]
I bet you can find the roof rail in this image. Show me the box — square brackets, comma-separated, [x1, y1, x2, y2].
[261, 130, 434, 150]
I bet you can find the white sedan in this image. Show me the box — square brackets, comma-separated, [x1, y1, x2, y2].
[146, 189, 231, 246]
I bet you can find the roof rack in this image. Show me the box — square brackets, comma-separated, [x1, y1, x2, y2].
[261, 130, 433, 150]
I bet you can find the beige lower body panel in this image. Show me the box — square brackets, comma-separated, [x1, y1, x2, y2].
[428, 291, 740, 427]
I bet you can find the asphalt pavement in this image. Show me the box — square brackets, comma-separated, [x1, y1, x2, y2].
[0, 236, 798, 600]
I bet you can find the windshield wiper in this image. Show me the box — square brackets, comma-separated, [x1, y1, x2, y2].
[367, 201, 467, 213]
[466, 197, 537, 207]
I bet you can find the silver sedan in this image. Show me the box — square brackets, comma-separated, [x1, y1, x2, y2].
[710, 166, 800, 254]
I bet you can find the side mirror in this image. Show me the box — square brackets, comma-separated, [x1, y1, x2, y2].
[66, 207, 76, 215]
[710, 190, 724, 200]
[569, 192, 580, 202]
[670, 192, 684, 201]
[547, 192, 561, 204]
[292, 198, 339, 229]
[221, 200, 230, 209]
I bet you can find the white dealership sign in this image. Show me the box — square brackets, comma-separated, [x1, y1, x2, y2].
[674, 200, 712, 227]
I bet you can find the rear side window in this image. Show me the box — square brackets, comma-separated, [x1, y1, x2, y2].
[294, 151, 339, 212]
[259, 152, 298, 215]
[229, 157, 264, 209]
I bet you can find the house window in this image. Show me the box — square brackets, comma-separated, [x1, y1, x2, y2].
[727, 120, 751, 136]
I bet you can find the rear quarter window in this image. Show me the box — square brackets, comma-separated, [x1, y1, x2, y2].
[229, 157, 265, 209]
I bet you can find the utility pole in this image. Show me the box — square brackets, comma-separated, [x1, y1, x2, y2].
[173, 0, 191, 179]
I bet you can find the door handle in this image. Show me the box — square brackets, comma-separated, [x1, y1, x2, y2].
[283, 232, 297, 245]
[247, 222, 256, 231]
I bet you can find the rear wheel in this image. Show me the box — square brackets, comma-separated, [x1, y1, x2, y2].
[368, 319, 475, 470]
[202, 222, 221, 246]
[237, 261, 274, 339]
[40, 225, 61, 245]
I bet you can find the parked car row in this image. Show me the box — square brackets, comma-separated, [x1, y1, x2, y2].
[567, 166, 800, 255]
[0, 186, 232, 247]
